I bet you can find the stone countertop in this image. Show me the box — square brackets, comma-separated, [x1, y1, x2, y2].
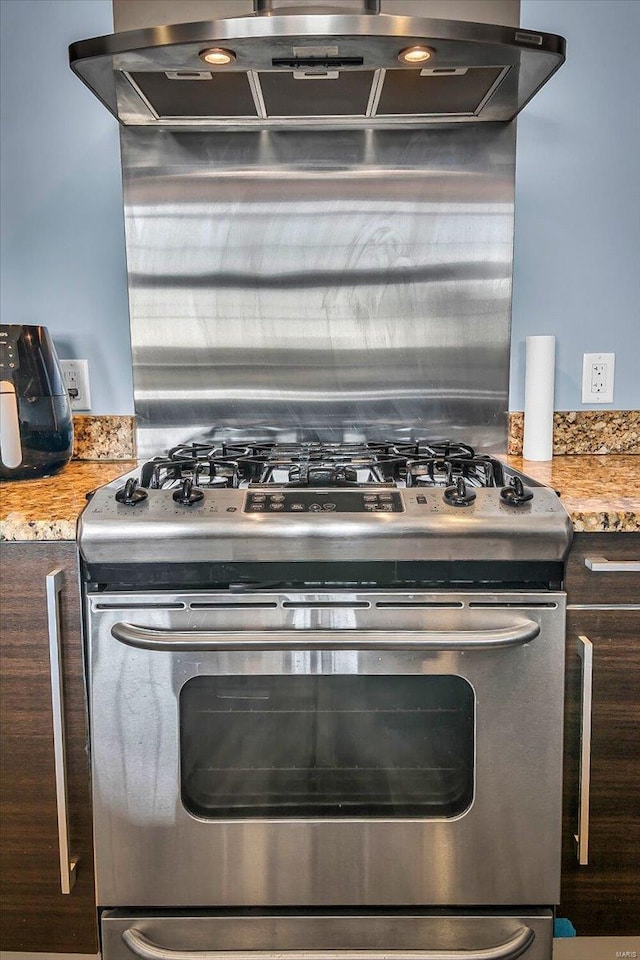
[1, 456, 638, 541]
[1, 461, 136, 541]
[504, 455, 640, 533]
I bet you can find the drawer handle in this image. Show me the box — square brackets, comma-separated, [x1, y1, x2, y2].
[46, 568, 78, 894]
[122, 923, 535, 960]
[584, 557, 640, 573]
[574, 634, 593, 866]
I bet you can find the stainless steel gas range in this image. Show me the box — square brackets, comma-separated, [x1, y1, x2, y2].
[78, 440, 572, 960]
[69, 1, 570, 951]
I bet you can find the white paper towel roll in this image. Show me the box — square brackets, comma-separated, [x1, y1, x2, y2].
[523, 335, 555, 461]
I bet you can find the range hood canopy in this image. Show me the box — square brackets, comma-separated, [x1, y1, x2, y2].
[69, 1, 565, 128]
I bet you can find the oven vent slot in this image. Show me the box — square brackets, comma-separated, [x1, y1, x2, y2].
[468, 601, 558, 609]
[94, 602, 186, 610]
[282, 601, 371, 609]
[189, 602, 279, 609]
[376, 601, 465, 609]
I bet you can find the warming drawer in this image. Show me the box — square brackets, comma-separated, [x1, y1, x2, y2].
[102, 909, 554, 960]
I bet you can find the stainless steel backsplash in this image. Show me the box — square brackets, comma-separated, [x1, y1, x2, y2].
[121, 124, 515, 458]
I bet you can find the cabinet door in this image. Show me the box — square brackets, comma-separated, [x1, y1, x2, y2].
[561, 610, 640, 936]
[0, 542, 98, 953]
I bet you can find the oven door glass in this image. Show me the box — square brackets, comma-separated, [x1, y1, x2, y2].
[180, 674, 474, 818]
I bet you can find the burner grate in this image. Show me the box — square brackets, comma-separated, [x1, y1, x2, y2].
[138, 440, 505, 490]
[407, 455, 504, 489]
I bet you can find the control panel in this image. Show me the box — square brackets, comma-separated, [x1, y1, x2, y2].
[0, 328, 19, 375]
[244, 490, 404, 513]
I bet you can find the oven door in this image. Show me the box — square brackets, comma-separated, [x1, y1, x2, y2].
[87, 590, 565, 909]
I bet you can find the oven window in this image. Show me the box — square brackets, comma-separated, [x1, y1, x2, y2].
[180, 675, 474, 819]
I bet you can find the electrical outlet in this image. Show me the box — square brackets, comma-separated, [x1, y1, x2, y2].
[582, 352, 615, 404]
[60, 359, 92, 411]
[591, 363, 607, 393]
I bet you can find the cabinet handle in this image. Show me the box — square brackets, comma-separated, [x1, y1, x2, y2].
[584, 557, 640, 572]
[574, 634, 593, 866]
[46, 568, 78, 894]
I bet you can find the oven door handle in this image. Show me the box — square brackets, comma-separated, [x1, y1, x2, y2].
[110, 619, 540, 652]
[122, 923, 535, 960]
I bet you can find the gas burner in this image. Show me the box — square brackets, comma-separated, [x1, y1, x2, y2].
[138, 440, 506, 490]
[407, 455, 504, 489]
[289, 463, 360, 487]
[140, 455, 239, 489]
[255, 454, 403, 487]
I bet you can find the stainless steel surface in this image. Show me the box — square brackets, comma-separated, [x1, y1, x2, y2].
[78, 476, 572, 565]
[574, 633, 593, 867]
[584, 557, 640, 572]
[118, 125, 516, 459]
[45, 568, 78, 895]
[86, 589, 565, 908]
[121, 924, 535, 959]
[77, 441, 573, 567]
[110, 619, 541, 650]
[74, 8, 563, 953]
[101, 910, 553, 960]
[69, 9, 564, 126]
[112, 1, 521, 34]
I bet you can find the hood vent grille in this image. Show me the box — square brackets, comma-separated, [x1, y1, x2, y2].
[69, 9, 565, 127]
[127, 72, 260, 120]
[125, 66, 510, 122]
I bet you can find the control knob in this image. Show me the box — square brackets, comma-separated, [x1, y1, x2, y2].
[172, 478, 204, 506]
[443, 477, 476, 507]
[115, 477, 147, 505]
[500, 476, 534, 507]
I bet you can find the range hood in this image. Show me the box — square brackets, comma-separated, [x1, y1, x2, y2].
[69, 1, 565, 127]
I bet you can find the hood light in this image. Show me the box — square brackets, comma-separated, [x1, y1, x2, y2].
[199, 47, 236, 66]
[398, 45, 433, 65]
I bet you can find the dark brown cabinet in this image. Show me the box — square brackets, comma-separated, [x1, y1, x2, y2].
[0, 542, 98, 954]
[561, 532, 640, 937]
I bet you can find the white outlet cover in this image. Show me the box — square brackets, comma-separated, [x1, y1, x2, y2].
[60, 359, 92, 411]
[581, 352, 615, 404]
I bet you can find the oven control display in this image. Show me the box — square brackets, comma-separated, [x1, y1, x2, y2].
[244, 490, 404, 513]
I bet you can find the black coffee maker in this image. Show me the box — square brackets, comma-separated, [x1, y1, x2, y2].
[0, 325, 73, 480]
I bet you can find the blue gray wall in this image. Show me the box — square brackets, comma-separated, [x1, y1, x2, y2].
[1, 0, 638, 415]
[0, 0, 133, 414]
[511, 0, 640, 410]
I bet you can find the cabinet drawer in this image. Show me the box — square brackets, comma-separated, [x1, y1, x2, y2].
[566, 533, 640, 605]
